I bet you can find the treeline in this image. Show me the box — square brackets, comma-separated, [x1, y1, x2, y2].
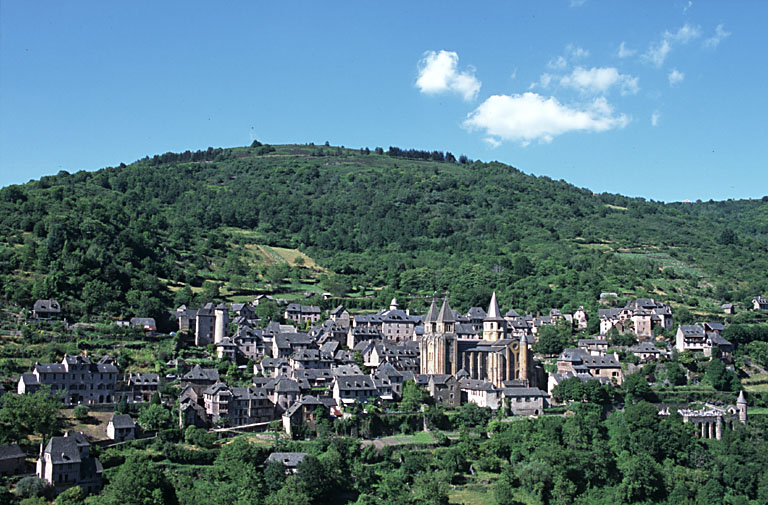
[385, 146, 469, 164]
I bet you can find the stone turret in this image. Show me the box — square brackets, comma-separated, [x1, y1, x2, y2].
[389, 298, 399, 311]
[518, 333, 529, 381]
[737, 390, 747, 424]
[483, 292, 506, 342]
[214, 304, 229, 344]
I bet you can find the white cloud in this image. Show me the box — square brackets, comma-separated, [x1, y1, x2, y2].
[651, 110, 660, 127]
[643, 23, 701, 67]
[416, 50, 481, 101]
[665, 23, 701, 43]
[617, 42, 636, 58]
[566, 44, 589, 60]
[463, 92, 629, 146]
[668, 69, 685, 86]
[560, 66, 639, 95]
[547, 55, 567, 70]
[684, 1, 693, 13]
[570, 0, 587, 7]
[529, 73, 553, 90]
[704, 24, 731, 48]
[643, 39, 671, 67]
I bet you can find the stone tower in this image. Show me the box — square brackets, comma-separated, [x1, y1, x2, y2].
[737, 390, 747, 424]
[483, 292, 506, 342]
[420, 299, 458, 375]
[390, 298, 399, 311]
[518, 332, 529, 382]
[214, 303, 229, 344]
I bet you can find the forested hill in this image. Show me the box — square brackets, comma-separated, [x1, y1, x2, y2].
[0, 142, 766, 321]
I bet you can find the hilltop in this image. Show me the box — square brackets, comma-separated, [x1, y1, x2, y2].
[0, 142, 766, 322]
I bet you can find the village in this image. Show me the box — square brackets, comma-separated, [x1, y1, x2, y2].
[1, 291, 766, 498]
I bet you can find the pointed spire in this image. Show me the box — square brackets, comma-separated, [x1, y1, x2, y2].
[437, 299, 455, 323]
[424, 299, 438, 323]
[519, 333, 528, 345]
[737, 390, 746, 404]
[485, 292, 504, 321]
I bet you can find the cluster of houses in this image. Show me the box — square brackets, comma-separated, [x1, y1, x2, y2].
[9, 292, 759, 496]
[598, 298, 673, 338]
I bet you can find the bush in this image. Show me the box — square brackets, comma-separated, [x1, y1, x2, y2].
[15, 477, 50, 499]
[73, 405, 89, 420]
[184, 426, 215, 448]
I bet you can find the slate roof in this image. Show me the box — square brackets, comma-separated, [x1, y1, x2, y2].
[44, 437, 82, 464]
[109, 414, 135, 429]
[274, 378, 301, 393]
[182, 365, 220, 382]
[485, 292, 504, 321]
[33, 299, 60, 313]
[274, 333, 313, 349]
[266, 452, 308, 468]
[0, 444, 25, 461]
[429, 374, 456, 386]
[335, 375, 376, 391]
[424, 300, 439, 324]
[558, 348, 621, 368]
[437, 299, 455, 323]
[502, 387, 548, 398]
[460, 379, 498, 391]
[679, 324, 705, 337]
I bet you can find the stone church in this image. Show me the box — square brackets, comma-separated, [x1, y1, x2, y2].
[420, 293, 539, 388]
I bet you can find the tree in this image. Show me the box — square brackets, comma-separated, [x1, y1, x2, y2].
[400, 379, 429, 412]
[15, 477, 50, 499]
[137, 404, 171, 431]
[54, 486, 85, 505]
[533, 324, 572, 356]
[606, 327, 636, 347]
[513, 254, 533, 277]
[0, 389, 59, 443]
[98, 454, 178, 505]
[623, 372, 654, 402]
[73, 405, 89, 421]
[115, 393, 128, 415]
[704, 358, 739, 391]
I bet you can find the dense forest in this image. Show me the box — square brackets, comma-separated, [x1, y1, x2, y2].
[0, 142, 766, 320]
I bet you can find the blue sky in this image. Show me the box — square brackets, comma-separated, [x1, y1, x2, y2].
[1, 1, 765, 202]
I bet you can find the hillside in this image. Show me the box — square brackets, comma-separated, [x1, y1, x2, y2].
[0, 142, 766, 321]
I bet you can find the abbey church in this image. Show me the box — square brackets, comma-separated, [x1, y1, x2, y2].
[419, 293, 541, 388]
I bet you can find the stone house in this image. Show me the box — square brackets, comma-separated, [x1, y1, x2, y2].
[557, 348, 623, 385]
[284, 304, 322, 325]
[428, 374, 460, 407]
[129, 317, 156, 331]
[333, 375, 378, 405]
[753, 296, 768, 311]
[460, 379, 501, 409]
[627, 342, 662, 362]
[37, 432, 102, 494]
[272, 333, 313, 359]
[32, 299, 61, 320]
[502, 387, 548, 416]
[0, 444, 26, 476]
[18, 355, 118, 405]
[126, 372, 159, 402]
[266, 452, 308, 474]
[180, 365, 220, 396]
[106, 414, 136, 442]
[329, 305, 351, 328]
[675, 324, 734, 358]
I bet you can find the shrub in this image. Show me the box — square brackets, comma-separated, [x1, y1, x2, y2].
[15, 477, 50, 499]
[73, 405, 89, 420]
